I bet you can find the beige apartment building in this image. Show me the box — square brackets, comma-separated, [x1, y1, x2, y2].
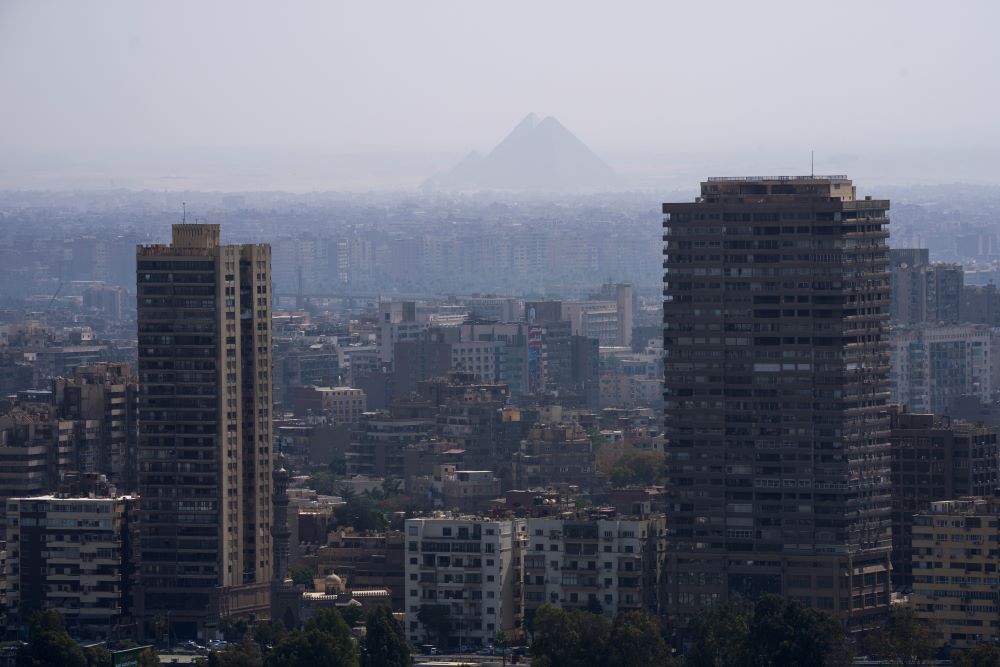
[135, 224, 273, 640]
[292, 385, 367, 423]
[911, 498, 1000, 648]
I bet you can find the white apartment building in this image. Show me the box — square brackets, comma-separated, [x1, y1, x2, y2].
[404, 516, 525, 649]
[522, 514, 665, 623]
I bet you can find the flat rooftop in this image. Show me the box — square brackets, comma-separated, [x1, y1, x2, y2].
[706, 175, 849, 182]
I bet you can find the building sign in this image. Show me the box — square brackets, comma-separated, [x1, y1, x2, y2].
[112, 646, 152, 667]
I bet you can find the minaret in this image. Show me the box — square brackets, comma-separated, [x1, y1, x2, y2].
[271, 461, 291, 582]
[270, 458, 300, 628]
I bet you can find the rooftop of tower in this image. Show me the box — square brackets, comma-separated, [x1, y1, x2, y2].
[699, 175, 857, 202]
[706, 175, 848, 182]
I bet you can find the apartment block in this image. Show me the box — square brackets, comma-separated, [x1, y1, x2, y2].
[521, 512, 665, 624]
[911, 498, 1000, 648]
[404, 516, 525, 650]
[890, 323, 992, 414]
[346, 409, 435, 478]
[890, 410, 999, 587]
[52, 363, 137, 491]
[511, 423, 598, 491]
[5, 495, 136, 641]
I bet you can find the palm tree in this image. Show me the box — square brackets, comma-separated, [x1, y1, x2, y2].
[381, 476, 403, 497]
[494, 630, 509, 667]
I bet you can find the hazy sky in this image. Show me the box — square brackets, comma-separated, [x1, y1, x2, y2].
[2, 0, 999, 190]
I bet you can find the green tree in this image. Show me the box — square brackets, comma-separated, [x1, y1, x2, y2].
[337, 604, 365, 630]
[529, 604, 610, 667]
[289, 565, 316, 588]
[263, 629, 359, 667]
[416, 604, 451, 648]
[608, 451, 664, 488]
[334, 495, 387, 532]
[381, 476, 403, 497]
[361, 607, 412, 667]
[138, 648, 162, 667]
[747, 595, 850, 667]
[328, 458, 347, 477]
[686, 595, 848, 667]
[253, 620, 288, 649]
[16, 611, 87, 667]
[685, 597, 753, 667]
[220, 616, 251, 643]
[493, 631, 510, 667]
[306, 470, 338, 496]
[207, 640, 264, 667]
[954, 645, 1000, 667]
[605, 611, 673, 667]
[865, 606, 936, 667]
[530, 604, 578, 667]
[84, 645, 111, 667]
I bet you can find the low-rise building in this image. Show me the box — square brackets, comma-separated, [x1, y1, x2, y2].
[291, 386, 367, 424]
[316, 530, 406, 611]
[410, 466, 502, 514]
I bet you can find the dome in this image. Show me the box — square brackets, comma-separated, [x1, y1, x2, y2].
[324, 572, 346, 594]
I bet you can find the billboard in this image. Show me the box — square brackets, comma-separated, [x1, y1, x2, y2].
[112, 646, 153, 667]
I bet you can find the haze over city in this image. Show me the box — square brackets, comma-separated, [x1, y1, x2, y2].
[6, 2, 1000, 666]
[2, 0, 1000, 190]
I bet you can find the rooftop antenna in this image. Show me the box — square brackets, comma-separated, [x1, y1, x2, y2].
[182, 201, 187, 224]
[811, 151, 814, 178]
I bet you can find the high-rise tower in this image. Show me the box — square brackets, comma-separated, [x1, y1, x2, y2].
[662, 177, 892, 631]
[135, 224, 273, 640]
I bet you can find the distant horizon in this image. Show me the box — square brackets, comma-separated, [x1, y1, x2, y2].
[4, 143, 1000, 193]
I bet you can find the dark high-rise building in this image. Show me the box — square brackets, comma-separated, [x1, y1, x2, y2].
[889, 409, 998, 588]
[663, 176, 892, 631]
[135, 224, 273, 640]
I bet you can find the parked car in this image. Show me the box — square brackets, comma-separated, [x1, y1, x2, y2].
[178, 640, 207, 653]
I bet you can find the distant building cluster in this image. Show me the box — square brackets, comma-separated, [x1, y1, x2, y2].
[7, 176, 1000, 658]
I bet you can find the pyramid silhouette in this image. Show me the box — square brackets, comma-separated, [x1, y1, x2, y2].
[425, 113, 617, 193]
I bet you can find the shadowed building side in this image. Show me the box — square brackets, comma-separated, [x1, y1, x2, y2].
[663, 176, 892, 633]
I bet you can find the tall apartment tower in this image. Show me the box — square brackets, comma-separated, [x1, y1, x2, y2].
[135, 224, 273, 640]
[663, 177, 892, 631]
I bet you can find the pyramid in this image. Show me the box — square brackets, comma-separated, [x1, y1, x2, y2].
[425, 113, 617, 193]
